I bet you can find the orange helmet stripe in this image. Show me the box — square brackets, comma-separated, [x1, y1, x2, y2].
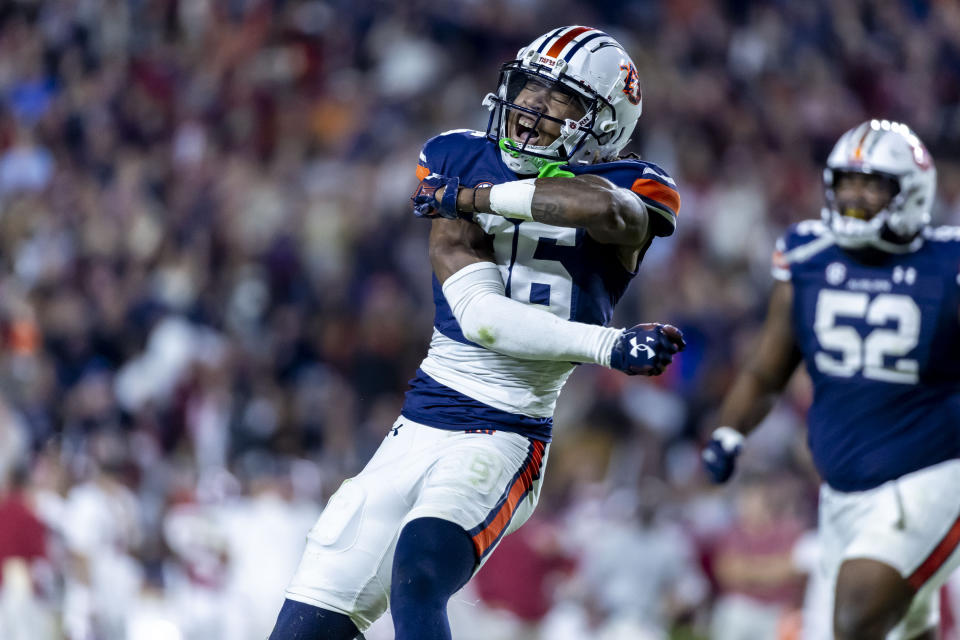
[545, 26, 593, 59]
[851, 126, 871, 162]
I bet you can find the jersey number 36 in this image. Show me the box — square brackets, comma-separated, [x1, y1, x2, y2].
[813, 290, 920, 384]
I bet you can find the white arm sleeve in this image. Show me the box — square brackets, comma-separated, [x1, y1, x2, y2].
[441, 262, 623, 367]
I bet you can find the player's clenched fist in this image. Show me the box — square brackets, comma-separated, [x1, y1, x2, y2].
[701, 426, 744, 484]
[412, 173, 461, 219]
[609, 323, 685, 376]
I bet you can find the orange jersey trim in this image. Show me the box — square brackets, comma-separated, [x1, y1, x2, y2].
[772, 248, 789, 272]
[631, 178, 681, 217]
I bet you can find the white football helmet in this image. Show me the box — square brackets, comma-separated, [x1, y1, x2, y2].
[822, 119, 936, 252]
[483, 26, 643, 174]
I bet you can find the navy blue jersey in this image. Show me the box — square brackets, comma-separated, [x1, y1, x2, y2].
[777, 220, 960, 490]
[401, 130, 679, 440]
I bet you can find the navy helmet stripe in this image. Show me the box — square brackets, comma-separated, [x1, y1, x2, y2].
[535, 27, 568, 54]
[563, 31, 611, 61]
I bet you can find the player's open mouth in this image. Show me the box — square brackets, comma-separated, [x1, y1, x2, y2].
[513, 115, 541, 145]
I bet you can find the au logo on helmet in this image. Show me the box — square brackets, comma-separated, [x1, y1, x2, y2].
[620, 62, 641, 105]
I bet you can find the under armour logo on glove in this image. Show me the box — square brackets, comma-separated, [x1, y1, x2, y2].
[610, 323, 685, 376]
[412, 173, 460, 219]
[629, 336, 656, 360]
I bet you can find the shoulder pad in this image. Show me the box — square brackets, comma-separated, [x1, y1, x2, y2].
[417, 130, 487, 180]
[570, 158, 677, 186]
[569, 159, 679, 236]
[778, 220, 833, 254]
[923, 225, 960, 243]
[794, 219, 828, 237]
[772, 220, 835, 280]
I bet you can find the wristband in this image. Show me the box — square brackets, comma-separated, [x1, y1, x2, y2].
[472, 184, 490, 213]
[711, 426, 745, 453]
[488, 179, 536, 220]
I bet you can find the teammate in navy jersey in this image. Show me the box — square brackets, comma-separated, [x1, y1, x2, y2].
[702, 120, 960, 640]
[270, 27, 685, 640]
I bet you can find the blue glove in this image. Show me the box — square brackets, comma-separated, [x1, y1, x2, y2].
[412, 173, 460, 219]
[609, 323, 685, 376]
[701, 427, 745, 484]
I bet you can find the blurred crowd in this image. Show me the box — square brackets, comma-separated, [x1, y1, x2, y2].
[0, 0, 959, 638]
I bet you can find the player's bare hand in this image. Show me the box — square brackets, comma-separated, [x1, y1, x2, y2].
[609, 322, 685, 376]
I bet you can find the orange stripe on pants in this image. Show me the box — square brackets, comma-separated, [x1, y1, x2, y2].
[471, 441, 545, 558]
[908, 509, 960, 590]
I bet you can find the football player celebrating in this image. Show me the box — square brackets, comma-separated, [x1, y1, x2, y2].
[702, 120, 960, 640]
[270, 27, 684, 640]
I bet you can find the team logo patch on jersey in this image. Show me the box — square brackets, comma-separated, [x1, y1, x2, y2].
[620, 62, 641, 105]
[826, 261, 847, 286]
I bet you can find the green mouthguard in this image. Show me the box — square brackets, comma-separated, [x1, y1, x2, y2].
[498, 138, 575, 178]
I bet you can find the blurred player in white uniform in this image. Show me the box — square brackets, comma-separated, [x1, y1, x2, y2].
[271, 26, 685, 640]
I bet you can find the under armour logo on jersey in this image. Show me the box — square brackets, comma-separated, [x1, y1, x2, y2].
[892, 266, 917, 285]
[630, 336, 656, 360]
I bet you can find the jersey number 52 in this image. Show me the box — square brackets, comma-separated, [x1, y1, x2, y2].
[813, 290, 920, 384]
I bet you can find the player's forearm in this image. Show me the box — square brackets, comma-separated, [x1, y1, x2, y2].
[717, 366, 787, 437]
[463, 176, 649, 245]
[718, 281, 801, 437]
[442, 262, 623, 366]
